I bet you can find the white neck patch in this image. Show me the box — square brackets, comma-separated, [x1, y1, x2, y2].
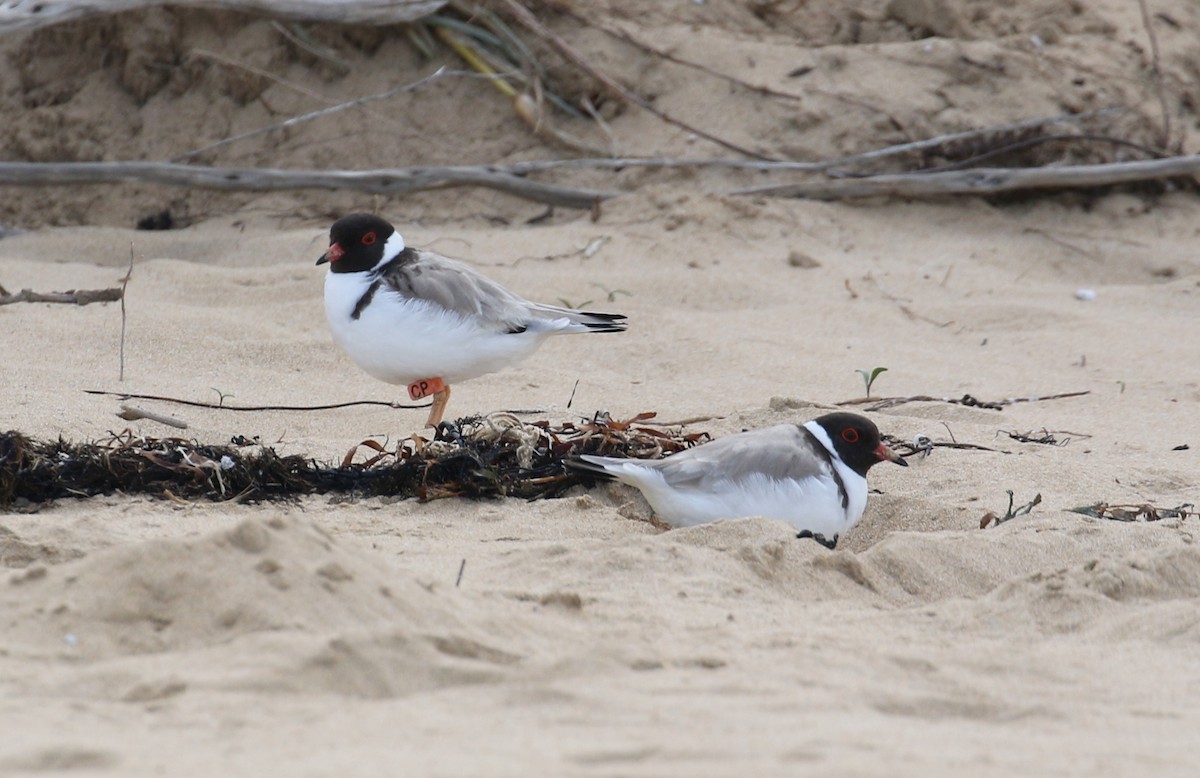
[802, 420, 838, 460]
[373, 230, 407, 271]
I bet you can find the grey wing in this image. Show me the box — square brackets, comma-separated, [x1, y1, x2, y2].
[382, 249, 626, 333]
[380, 249, 533, 332]
[651, 424, 831, 489]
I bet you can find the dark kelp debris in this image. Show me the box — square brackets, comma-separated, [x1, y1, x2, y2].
[0, 412, 708, 510]
[1069, 502, 1198, 522]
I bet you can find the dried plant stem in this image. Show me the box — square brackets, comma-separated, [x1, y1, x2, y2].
[432, 27, 517, 97]
[1136, 0, 1171, 149]
[119, 244, 134, 381]
[838, 391, 1090, 412]
[496, 109, 1120, 175]
[732, 155, 1200, 200]
[174, 67, 456, 161]
[269, 21, 350, 75]
[496, 0, 772, 160]
[85, 389, 429, 412]
[559, 4, 914, 131]
[559, 6, 804, 103]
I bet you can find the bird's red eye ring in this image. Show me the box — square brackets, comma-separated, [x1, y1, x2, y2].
[362, 231, 377, 246]
[841, 428, 860, 443]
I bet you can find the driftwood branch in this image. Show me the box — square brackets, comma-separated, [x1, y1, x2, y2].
[0, 287, 122, 306]
[2, 146, 1192, 210]
[0, 0, 445, 35]
[732, 156, 1200, 200]
[0, 161, 617, 209]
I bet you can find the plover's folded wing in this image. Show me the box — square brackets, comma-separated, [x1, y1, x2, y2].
[576, 424, 831, 491]
[380, 248, 625, 334]
[377, 249, 533, 332]
[648, 424, 832, 489]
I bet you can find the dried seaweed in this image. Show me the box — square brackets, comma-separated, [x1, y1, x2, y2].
[980, 490, 1043, 529]
[0, 412, 707, 510]
[1068, 502, 1198, 522]
[882, 433, 1004, 459]
[1000, 428, 1088, 446]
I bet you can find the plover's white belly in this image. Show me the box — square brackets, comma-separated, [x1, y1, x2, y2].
[324, 273, 541, 385]
[620, 468, 862, 538]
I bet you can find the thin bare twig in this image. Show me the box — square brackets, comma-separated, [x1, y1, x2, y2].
[466, 110, 1114, 175]
[1136, 0, 1171, 149]
[837, 391, 1090, 412]
[560, 6, 805, 103]
[496, 0, 772, 160]
[884, 434, 1003, 460]
[86, 389, 430, 412]
[270, 21, 350, 75]
[851, 133, 1170, 177]
[119, 244, 134, 382]
[190, 47, 335, 104]
[174, 67, 456, 161]
[732, 155, 1200, 200]
[0, 287, 122, 306]
[556, 4, 922, 132]
[821, 108, 1123, 174]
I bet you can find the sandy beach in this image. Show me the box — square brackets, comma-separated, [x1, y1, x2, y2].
[2, 2, 1200, 775]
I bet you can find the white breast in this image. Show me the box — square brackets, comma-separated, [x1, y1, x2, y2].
[323, 271, 545, 385]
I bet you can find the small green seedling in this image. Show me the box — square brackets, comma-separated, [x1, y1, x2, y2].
[855, 367, 888, 398]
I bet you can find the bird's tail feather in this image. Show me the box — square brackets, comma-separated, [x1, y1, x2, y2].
[530, 304, 627, 333]
[564, 455, 621, 480]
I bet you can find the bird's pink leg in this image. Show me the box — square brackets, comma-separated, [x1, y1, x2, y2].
[424, 385, 451, 428]
[408, 377, 450, 428]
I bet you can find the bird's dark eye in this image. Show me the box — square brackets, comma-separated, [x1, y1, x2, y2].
[362, 231, 377, 246]
[841, 428, 860, 443]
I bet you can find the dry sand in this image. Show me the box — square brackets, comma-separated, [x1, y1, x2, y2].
[2, 2, 1200, 775]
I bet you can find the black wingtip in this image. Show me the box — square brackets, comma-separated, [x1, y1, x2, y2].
[563, 457, 617, 480]
[579, 311, 628, 333]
